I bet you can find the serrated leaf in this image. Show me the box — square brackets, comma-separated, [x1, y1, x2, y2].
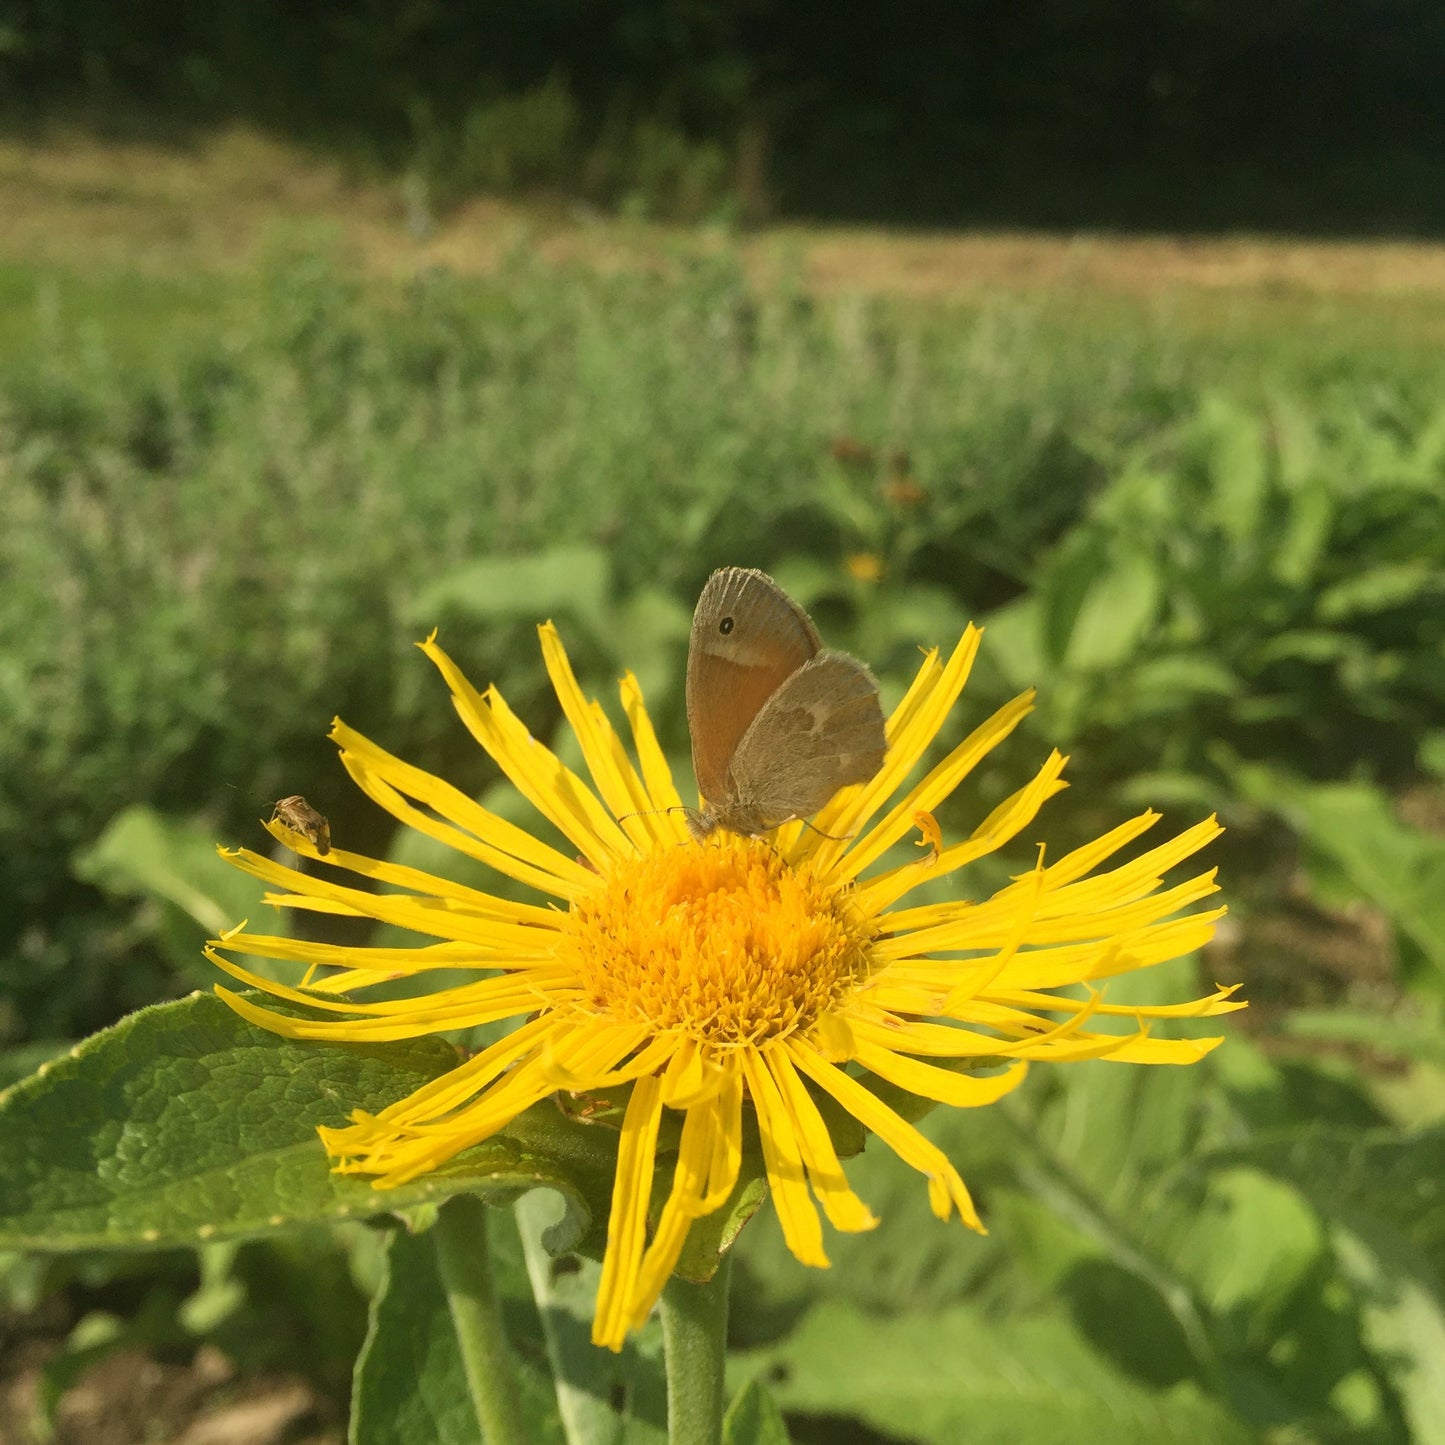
[735, 1301, 1255, 1445]
[352, 1200, 564, 1445]
[0, 1040, 70, 1089]
[723, 1378, 791, 1445]
[0, 992, 607, 1250]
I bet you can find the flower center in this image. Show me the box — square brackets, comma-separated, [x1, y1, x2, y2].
[571, 834, 875, 1046]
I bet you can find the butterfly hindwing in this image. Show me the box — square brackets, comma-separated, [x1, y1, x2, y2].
[725, 652, 887, 828]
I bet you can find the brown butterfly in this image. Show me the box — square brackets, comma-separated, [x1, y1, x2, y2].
[684, 567, 887, 840]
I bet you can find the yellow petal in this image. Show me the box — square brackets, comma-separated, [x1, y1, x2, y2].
[850, 1042, 1027, 1108]
[861, 750, 1069, 913]
[768, 1047, 878, 1234]
[741, 1049, 828, 1267]
[420, 633, 629, 870]
[788, 1038, 982, 1230]
[834, 688, 1037, 885]
[619, 671, 689, 829]
[805, 629, 985, 868]
[334, 718, 593, 898]
[593, 1075, 665, 1350]
[539, 623, 676, 851]
[627, 1097, 724, 1328]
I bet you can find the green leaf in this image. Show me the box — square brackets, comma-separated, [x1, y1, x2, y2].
[1317, 563, 1445, 621]
[1334, 1222, 1445, 1445]
[74, 806, 249, 936]
[1063, 550, 1160, 671]
[1123, 654, 1240, 706]
[1284, 1008, 1445, 1069]
[1248, 629, 1361, 668]
[723, 1378, 792, 1445]
[673, 1166, 769, 1286]
[514, 1190, 668, 1445]
[0, 1040, 70, 1089]
[1194, 393, 1268, 548]
[728, 1104, 1010, 1338]
[0, 991, 604, 1251]
[72, 805, 269, 979]
[406, 545, 612, 638]
[352, 1204, 565, 1445]
[735, 1301, 1256, 1445]
[1225, 1124, 1445, 1280]
[1270, 475, 1334, 587]
[1230, 769, 1445, 980]
[1171, 1167, 1324, 1326]
[1421, 731, 1445, 780]
[977, 595, 1048, 690]
[1230, 1124, 1445, 1441]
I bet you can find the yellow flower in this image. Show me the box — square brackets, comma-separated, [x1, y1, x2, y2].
[208, 623, 1241, 1351]
[845, 552, 885, 584]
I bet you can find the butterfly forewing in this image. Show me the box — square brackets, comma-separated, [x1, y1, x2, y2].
[686, 567, 822, 802]
[725, 653, 887, 828]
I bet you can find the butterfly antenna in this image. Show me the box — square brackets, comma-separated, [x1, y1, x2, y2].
[614, 805, 693, 826]
[799, 819, 854, 843]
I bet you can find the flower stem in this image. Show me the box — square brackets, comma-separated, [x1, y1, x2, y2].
[433, 1194, 530, 1445]
[660, 1253, 732, 1445]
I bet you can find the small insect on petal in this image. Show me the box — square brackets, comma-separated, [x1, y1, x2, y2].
[913, 809, 942, 865]
[271, 795, 332, 855]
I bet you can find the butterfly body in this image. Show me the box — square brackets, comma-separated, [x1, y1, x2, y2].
[685, 567, 887, 840]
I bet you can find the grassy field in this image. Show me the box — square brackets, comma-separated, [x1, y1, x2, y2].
[9, 127, 1445, 351]
[3, 128, 1445, 1444]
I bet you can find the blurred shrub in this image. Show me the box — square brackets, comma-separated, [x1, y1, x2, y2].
[7, 1, 1445, 230]
[987, 389, 1445, 792]
[411, 78, 736, 222]
[3, 247, 1444, 1047]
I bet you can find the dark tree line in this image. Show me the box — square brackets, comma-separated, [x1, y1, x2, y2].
[5, 0, 1444, 230]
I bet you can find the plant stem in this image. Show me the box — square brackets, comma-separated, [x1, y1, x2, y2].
[659, 1253, 732, 1445]
[433, 1194, 530, 1445]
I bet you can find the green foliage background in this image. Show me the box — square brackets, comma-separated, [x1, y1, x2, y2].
[2, 238, 1445, 1442]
